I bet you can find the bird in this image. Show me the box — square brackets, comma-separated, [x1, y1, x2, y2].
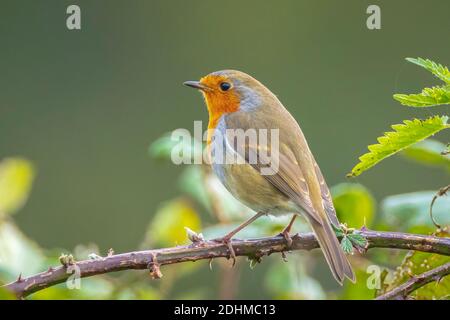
[183, 70, 355, 284]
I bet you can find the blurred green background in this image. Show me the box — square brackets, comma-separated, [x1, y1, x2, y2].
[0, 0, 449, 299]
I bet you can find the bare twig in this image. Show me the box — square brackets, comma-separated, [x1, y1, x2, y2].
[3, 229, 450, 298]
[429, 185, 450, 229]
[376, 262, 450, 300]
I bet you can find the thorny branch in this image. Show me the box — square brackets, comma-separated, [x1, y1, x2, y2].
[376, 262, 450, 300]
[2, 229, 450, 299]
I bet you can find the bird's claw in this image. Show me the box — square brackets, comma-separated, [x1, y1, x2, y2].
[213, 237, 236, 266]
[279, 230, 293, 248]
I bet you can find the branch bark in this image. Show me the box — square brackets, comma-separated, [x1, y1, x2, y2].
[376, 262, 450, 300]
[3, 229, 450, 298]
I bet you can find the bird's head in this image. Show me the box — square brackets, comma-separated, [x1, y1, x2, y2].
[184, 70, 268, 127]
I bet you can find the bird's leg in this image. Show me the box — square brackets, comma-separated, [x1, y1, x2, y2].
[279, 214, 297, 247]
[213, 211, 265, 265]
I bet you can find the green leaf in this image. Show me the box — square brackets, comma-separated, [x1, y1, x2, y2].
[394, 58, 450, 107]
[405, 57, 450, 84]
[393, 85, 450, 107]
[380, 191, 450, 233]
[340, 267, 378, 300]
[265, 256, 325, 299]
[348, 233, 367, 248]
[149, 132, 203, 162]
[0, 221, 45, 282]
[401, 139, 450, 172]
[148, 133, 176, 160]
[178, 166, 212, 212]
[340, 236, 353, 254]
[0, 158, 35, 216]
[143, 198, 201, 247]
[331, 183, 376, 228]
[348, 116, 450, 177]
[332, 223, 344, 237]
[0, 287, 15, 300]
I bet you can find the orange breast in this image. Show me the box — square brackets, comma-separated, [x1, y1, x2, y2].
[199, 75, 240, 146]
[204, 92, 240, 130]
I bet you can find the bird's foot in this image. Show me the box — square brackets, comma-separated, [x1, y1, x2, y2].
[212, 237, 236, 266]
[279, 229, 293, 248]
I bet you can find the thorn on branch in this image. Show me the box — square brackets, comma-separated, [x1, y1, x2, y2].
[247, 248, 267, 269]
[148, 253, 163, 279]
[107, 248, 114, 257]
[209, 258, 213, 270]
[88, 253, 104, 261]
[41, 266, 55, 277]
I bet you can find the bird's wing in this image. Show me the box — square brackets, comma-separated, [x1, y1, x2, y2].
[223, 114, 322, 224]
[313, 160, 339, 226]
[222, 110, 353, 283]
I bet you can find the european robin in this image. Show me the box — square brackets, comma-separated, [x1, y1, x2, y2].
[184, 70, 355, 284]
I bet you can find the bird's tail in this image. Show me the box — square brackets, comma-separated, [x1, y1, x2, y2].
[308, 217, 355, 285]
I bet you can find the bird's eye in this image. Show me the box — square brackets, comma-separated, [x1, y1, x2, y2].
[219, 82, 231, 91]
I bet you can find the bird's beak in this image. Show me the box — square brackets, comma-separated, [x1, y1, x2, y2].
[183, 81, 211, 92]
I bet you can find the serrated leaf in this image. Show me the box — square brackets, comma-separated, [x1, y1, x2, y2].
[332, 224, 344, 237]
[406, 57, 450, 84]
[348, 233, 367, 248]
[394, 85, 450, 107]
[340, 236, 353, 254]
[348, 116, 450, 177]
